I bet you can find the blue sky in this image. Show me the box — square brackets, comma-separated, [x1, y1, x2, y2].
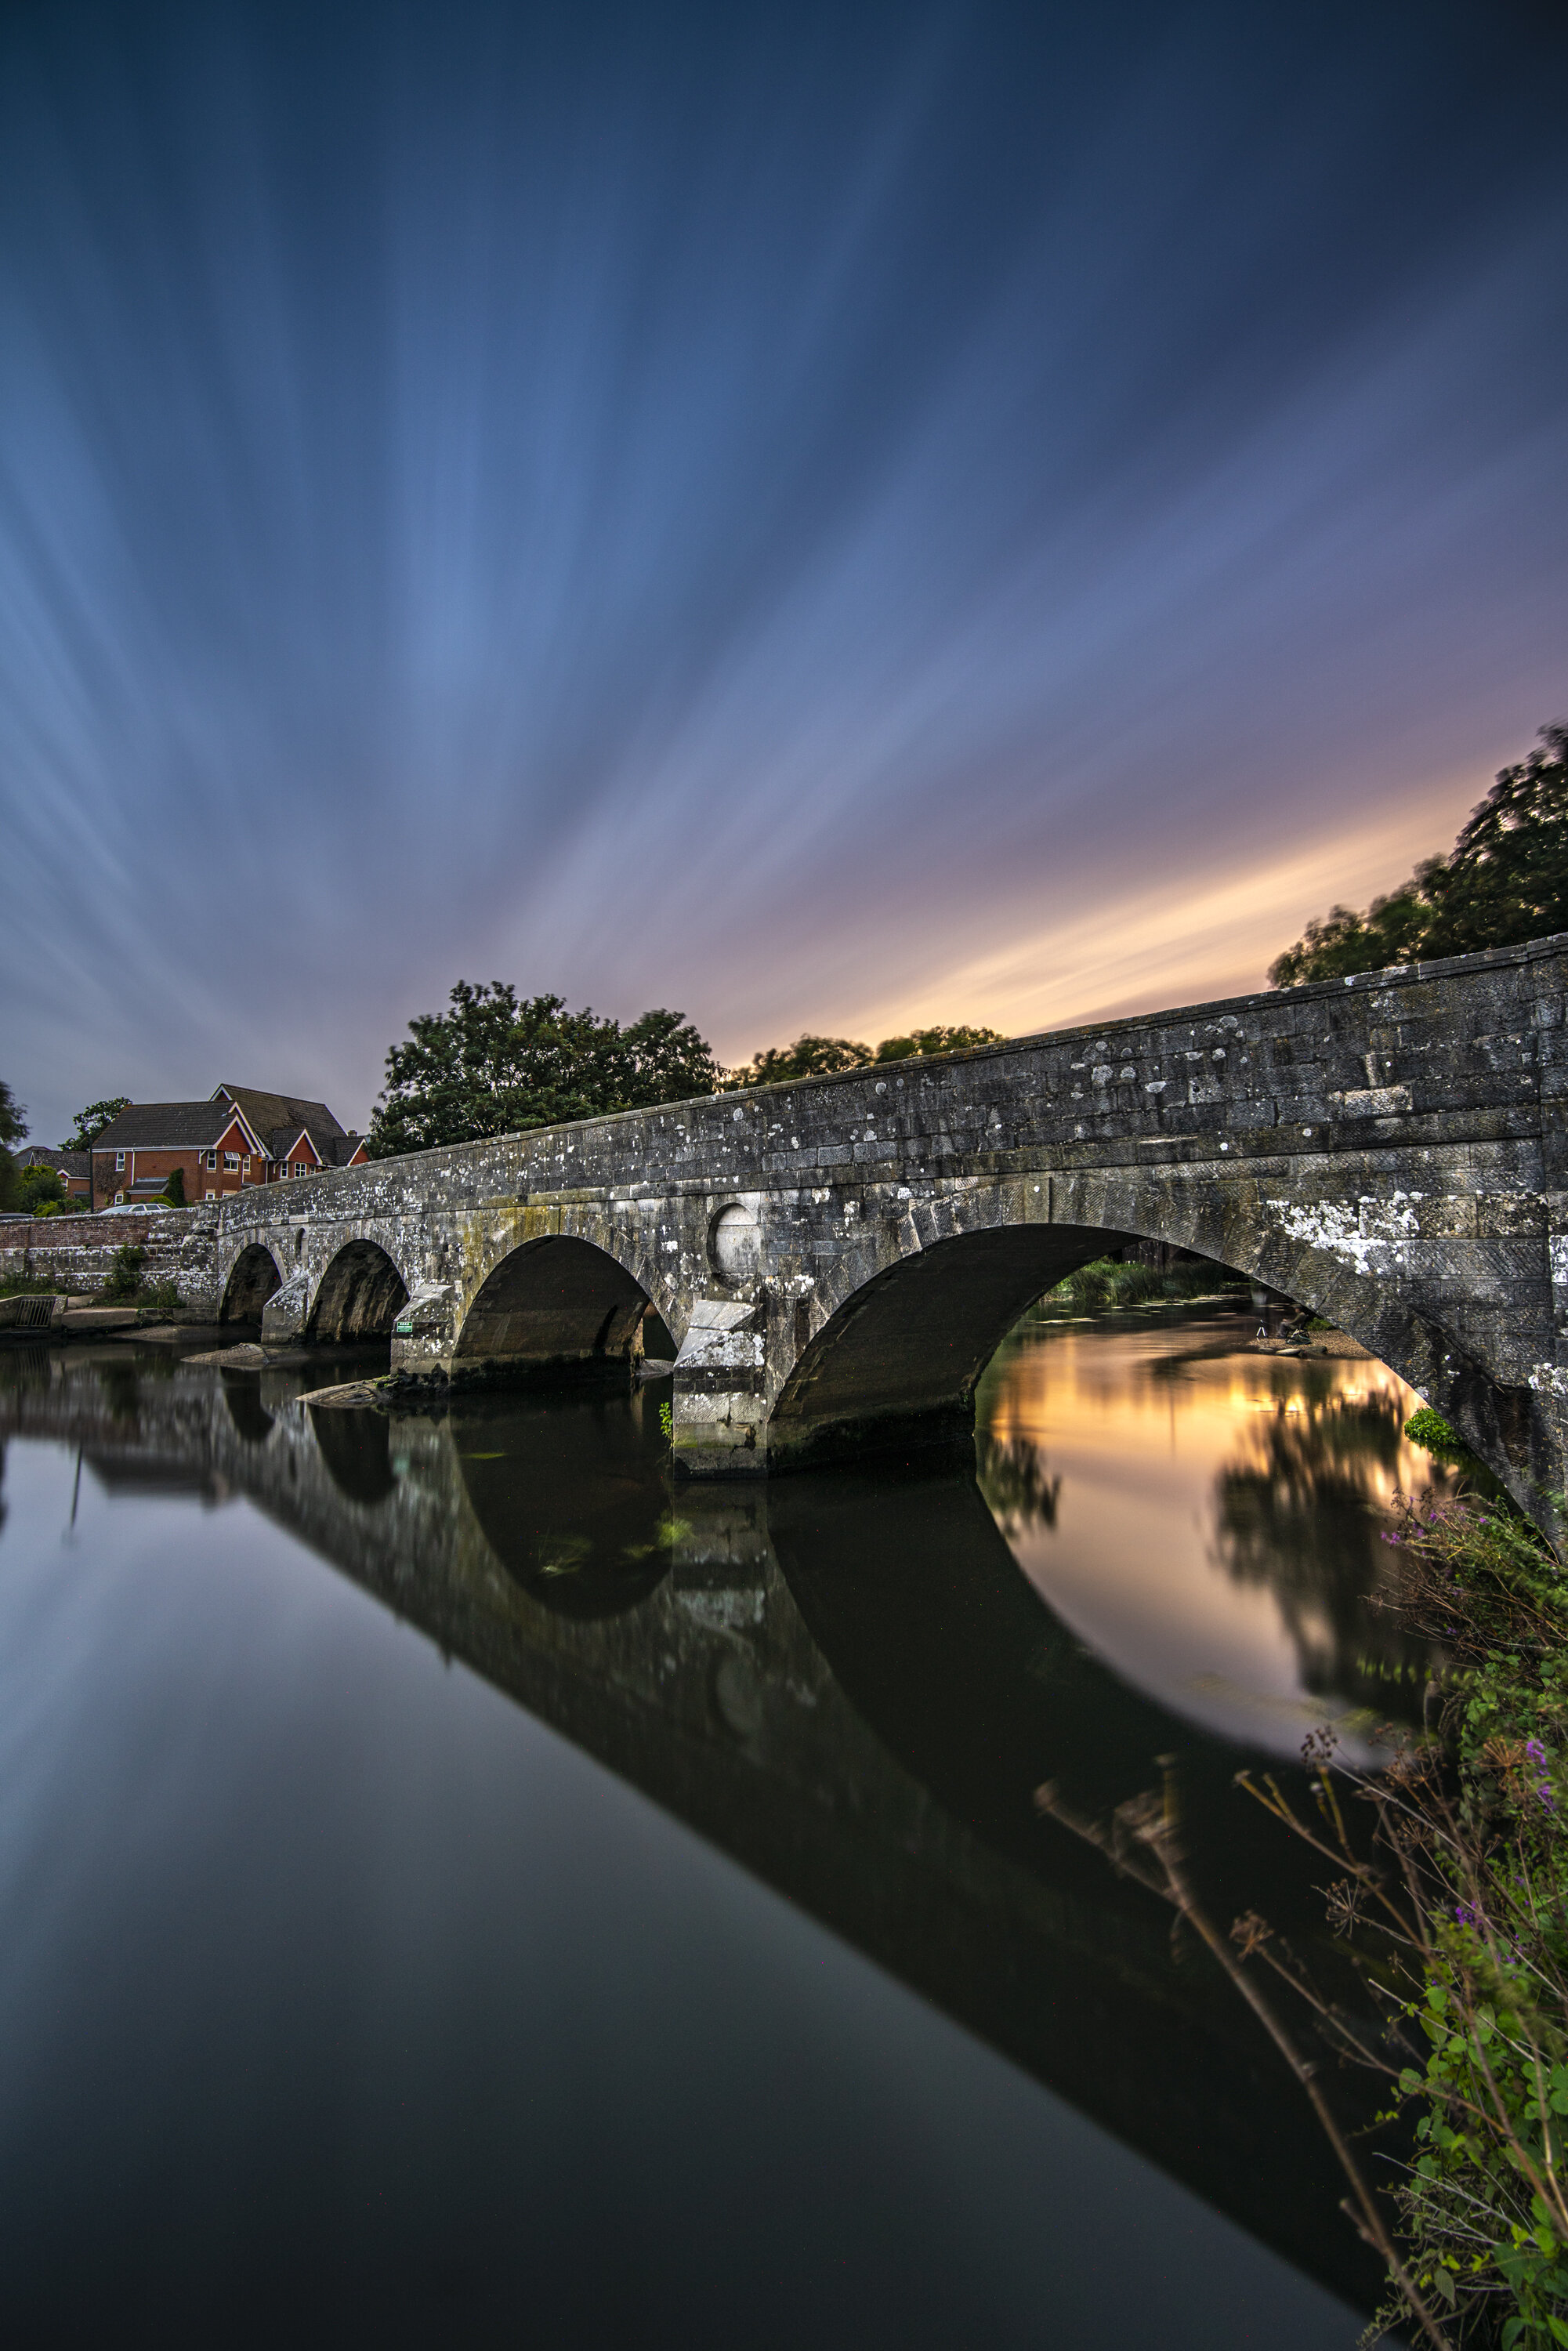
[3, 0, 1566, 1143]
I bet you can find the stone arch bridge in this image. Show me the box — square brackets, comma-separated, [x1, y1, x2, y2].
[217, 937, 1568, 1520]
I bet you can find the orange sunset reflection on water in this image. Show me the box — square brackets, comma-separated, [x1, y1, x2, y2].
[974, 1307, 1458, 1762]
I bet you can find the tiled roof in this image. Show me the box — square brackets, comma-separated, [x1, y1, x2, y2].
[267, 1126, 317, 1161]
[215, 1086, 348, 1144]
[91, 1102, 256, 1151]
[16, 1146, 88, 1177]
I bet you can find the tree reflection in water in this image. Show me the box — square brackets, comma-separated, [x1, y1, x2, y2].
[974, 1429, 1061, 1534]
[1211, 1367, 1450, 1712]
[973, 1305, 1454, 1757]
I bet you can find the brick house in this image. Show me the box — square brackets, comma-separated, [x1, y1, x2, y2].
[210, 1087, 368, 1184]
[89, 1089, 367, 1209]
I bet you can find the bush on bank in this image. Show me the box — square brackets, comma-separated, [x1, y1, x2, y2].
[1345, 1489, 1568, 2346]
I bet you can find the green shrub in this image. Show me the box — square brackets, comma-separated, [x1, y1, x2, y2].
[161, 1168, 186, 1208]
[103, 1243, 147, 1301]
[1404, 1405, 1469, 1464]
[143, 1277, 180, 1315]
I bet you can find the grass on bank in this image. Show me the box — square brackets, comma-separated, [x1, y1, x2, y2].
[1045, 1254, 1251, 1310]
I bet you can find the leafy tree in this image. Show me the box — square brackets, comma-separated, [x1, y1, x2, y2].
[726, 1035, 875, 1088]
[161, 1167, 186, 1208]
[0, 1079, 24, 1212]
[874, 1023, 1003, 1062]
[1271, 723, 1568, 987]
[61, 1097, 130, 1151]
[17, 1163, 67, 1216]
[725, 1024, 1002, 1087]
[366, 984, 721, 1156]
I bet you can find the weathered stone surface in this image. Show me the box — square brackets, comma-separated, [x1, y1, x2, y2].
[13, 934, 1568, 1521]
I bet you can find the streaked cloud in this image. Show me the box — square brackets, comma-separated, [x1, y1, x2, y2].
[1, 0, 1564, 1137]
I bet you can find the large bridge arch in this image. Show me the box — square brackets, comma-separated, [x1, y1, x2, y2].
[452, 1232, 666, 1384]
[759, 1176, 1523, 1498]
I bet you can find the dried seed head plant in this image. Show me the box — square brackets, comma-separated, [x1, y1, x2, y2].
[1041, 1483, 1568, 2349]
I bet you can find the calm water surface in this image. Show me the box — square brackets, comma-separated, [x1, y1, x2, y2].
[0, 1305, 1439, 2347]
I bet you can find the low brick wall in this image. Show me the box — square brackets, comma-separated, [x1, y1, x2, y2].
[0, 1206, 220, 1312]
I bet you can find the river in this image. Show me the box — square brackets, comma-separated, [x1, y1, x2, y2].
[0, 1300, 1443, 2346]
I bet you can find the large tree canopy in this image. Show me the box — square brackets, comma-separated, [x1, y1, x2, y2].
[61, 1097, 131, 1151]
[0, 1078, 24, 1213]
[724, 1023, 1002, 1088]
[1270, 723, 1568, 987]
[366, 985, 722, 1156]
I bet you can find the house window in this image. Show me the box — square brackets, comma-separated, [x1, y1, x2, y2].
[223, 1152, 240, 1171]
[205, 1189, 216, 1201]
[241, 1155, 251, 1172]
[205, 1150, 217, 1171]
[115, 1151, 125, 1172]
[115, 1190, 125, 1204]
[294, 1160, 308, 1179]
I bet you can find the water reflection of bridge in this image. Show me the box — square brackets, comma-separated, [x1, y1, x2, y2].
[0, 1350, 1383, 2309]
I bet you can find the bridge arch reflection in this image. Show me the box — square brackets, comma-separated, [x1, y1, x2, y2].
[450, 1387, 674, 1618]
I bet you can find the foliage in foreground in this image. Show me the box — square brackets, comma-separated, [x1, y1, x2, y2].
[1271, 724, 1568, 988]
[1045, 1465, 1568, 2347]
[1240, 1494, 1568, 2347]
[1344, 1494, 1568, 2346]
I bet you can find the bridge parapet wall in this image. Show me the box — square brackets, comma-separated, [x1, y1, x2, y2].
[0, 1204, 220, 1309]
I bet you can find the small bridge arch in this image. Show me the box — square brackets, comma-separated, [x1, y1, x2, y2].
[452, 1233, 668, 1383]
[308, 1238, 410, 1342]
[220, 1243, 284, 1324]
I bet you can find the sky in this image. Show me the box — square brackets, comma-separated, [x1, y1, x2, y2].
[2, 0, 1566, 1146]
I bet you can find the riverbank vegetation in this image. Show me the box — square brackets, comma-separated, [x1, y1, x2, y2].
[1042, 1253, 1249, 1310]
[1040, 1360, 1568, 2344]
[1270, 723, 1568, 988]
